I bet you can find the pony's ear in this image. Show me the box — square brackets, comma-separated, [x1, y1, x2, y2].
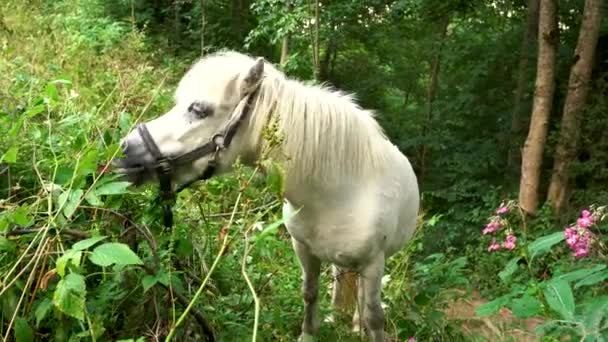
[240, 57, 264, 95]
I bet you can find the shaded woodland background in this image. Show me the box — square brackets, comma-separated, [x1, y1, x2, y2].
[1, 0, 607, 341]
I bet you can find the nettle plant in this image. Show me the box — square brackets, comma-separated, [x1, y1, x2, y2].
[475, 201, 608, 340]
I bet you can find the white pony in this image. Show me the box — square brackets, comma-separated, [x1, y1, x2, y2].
[116, 50, 420, 341]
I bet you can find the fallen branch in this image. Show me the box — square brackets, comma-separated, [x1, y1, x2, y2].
[5, 226, 91, 239]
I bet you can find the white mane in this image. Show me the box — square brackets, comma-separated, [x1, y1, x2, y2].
[194, 51, 392, 185]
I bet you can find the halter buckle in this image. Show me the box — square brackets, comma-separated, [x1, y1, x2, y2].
[156, 158, 172, 175]
[212, 134, 225, 151]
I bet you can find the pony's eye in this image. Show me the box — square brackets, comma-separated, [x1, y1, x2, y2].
[188, 101, 214, 119]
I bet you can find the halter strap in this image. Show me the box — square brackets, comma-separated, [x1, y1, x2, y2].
[135, 85, 261, 228]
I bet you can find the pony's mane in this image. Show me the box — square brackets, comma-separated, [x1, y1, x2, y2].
[208, 51, 391, 185]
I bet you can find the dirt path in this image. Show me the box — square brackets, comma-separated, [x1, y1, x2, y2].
[443, 290, 545, 341]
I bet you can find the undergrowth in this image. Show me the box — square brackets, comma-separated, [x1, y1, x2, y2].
[1, 1, 608, 342]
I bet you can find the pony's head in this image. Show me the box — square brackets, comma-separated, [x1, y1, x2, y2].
[115, 52, 268, 189]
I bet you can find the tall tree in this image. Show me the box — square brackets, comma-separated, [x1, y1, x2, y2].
[419, 13, 450, 186]
[518, 0, 558, 216]
[308, 0, 321, 80]
[507, 0, 540, 176]
[547, 0, 603, 214]
[279, 0, 293, 68]
[200, 0, 206, 56]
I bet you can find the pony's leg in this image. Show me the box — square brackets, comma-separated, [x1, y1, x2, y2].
[359, 253, 386, 342]
[352, 274, 365, 333]
[292, 238, 321, 342]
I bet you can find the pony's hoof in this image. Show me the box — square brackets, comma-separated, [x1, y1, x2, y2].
[297, 333, 315, 342]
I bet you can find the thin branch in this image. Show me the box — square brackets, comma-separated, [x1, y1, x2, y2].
[5, 226, 91, 239]
[241, 229, 260, 341]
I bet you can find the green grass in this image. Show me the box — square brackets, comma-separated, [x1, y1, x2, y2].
[5, 1, 603, 341]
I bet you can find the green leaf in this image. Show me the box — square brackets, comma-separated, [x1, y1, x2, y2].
[509, 295, 543, 319]
[44, 82, 59, 102]
[14, 317, 34, 342]
[84, 191, 103, 206]
[557, 264, 607, 283]
[89, 242, 143, 267]
[1, 147, 18, 164]
[34, 298, 53, 327]
[582, 295, 608, 338]
[262, 159, 285, 196]
[175, 236, 194, 257]
[426, 214, 443, 227]
[53, 273, 86, 320]
[71, 236, 107, 251]
[543, 279, 575, 320]
[11, 204, 33, 226]
[256, 208, 300, 241]
[94, 181, 131, 196]
[142, 275, 158, 293]
[118, 111, 133, 134]
[475, 294, 510, 317]
[142, 270, 170, 293]
[55, 249, 82, 277]
[77, 149, 99, 177]
[58, 188, 83, 219]
[498, 256, 521, 283]
[24, 104, 46, 118]
[574, 269, 608, 289]
[528, 231, 564, 259]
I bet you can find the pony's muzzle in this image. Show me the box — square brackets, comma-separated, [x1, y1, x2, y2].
[114, 135, 155, 176]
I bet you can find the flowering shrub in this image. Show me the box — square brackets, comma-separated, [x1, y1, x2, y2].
[482, 202, 606, 259]
[475, 201, 608, 340]
[563, 206, 606, 258]
[481, 200, 518, 252]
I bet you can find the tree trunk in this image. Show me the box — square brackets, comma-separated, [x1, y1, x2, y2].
[320, 33, 337, 81]
[308, 0, 321, 80]
[546, 0, 603, 214]
[419, 14, 450, 186]
[279, 1, 293, 69]
[518, 0, 558, 216]
[507, 0, 540, 176]
[173, 0, 181, 54]
[200, 0, 206, 56]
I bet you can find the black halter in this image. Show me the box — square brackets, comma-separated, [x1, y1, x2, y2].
[136, 87, 261, 228]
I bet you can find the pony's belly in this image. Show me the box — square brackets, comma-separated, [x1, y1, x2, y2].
[282, 200, 381, 268]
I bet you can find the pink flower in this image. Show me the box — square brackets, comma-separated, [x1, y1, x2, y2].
[577, 217, 593, 229]
[482, 220, 502, 235]
[502, 234, 517, 250]
[563, 223, 594, 259]
[573, 248, 589, 259]
[496, 204, 510, 215]
[488, 238, 501, 252]
[581, 209, 592, 218]
[408, 338, 416, 342]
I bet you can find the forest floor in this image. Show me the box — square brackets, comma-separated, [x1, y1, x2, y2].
[443, 289, 545, 342]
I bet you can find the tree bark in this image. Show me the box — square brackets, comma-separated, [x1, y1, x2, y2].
[518, 0, 558, 216]
[507, 0, 540, 176]
[546, 0, 603, 214]
[200, 0, 206, 56]
[419, 14, 450, 186]
[173, 0, 181, 54]
[308, 0, 321, 80]
[320, 33, 337, 81]
[279, 1, 293, 69]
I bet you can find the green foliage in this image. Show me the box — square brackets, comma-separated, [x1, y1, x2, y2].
[2, 0, 608, 340]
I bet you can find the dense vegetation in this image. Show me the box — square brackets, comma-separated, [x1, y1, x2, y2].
[1, 0, 607, 341]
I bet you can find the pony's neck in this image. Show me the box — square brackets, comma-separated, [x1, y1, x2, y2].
[245, 73, 390, 187]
